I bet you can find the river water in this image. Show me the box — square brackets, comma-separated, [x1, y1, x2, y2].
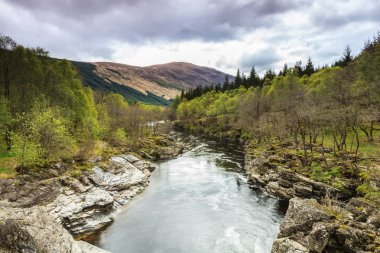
[91, 135, 286, 253]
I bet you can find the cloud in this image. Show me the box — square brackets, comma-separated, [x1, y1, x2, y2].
[3, 0, 310, 43]
[239, 48, 281, 73]
[0, 0, 379, 75]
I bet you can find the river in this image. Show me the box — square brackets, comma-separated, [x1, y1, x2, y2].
[90, 135, 286, 253]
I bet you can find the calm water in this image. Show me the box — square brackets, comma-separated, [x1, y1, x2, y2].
[91, 136, 285, 253]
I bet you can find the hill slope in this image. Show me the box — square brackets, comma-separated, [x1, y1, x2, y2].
[72, 61, 233, 105]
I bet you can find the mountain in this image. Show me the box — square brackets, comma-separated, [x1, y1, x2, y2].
[72, 61, 234, 106]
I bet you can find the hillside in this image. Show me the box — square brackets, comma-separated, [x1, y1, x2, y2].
[72, 61, 234, 106]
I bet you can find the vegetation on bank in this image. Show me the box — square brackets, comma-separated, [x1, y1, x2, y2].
[0, 35, 170, 178]
[174, 33, 380, 203]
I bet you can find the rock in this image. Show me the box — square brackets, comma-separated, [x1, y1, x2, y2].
[245, 150, 343, 200]
[367, 210, 380, 228]
[46, 187, 115, 235]
[88, 155, 103, 163]
[278, 178, 293, 188]
[275, 198, 380, 252]
[69, 178, 92, 193]
[0, 207, 109, 253]
[43, 154, 152, 236]
[345, 197, 376, 222]
[134, 160, 156, 172]
[271, 238, 309, 253]
[278, 198, 332, 238]
[333, 225, 378, 252]
[266, 182, 293, 199]
[293, 183, 313, 198]
[77, 241, 110, 253]
[121, 154, 140, 164]
[143, 169, 151, 176]
[89, 166, 145, 191]
[308, 222, 337, 253]
[0, 153, 155, 244]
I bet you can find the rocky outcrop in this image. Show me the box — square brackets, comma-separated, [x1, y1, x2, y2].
[45, 154, 154, 236]
[272, 198, 380, 253]
[245, 151, 342, 200]
[0, 154, 155, 239]
[0, 206, 109, 253]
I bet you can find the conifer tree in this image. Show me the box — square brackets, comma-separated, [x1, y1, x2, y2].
[304, 57, 315, 76]
[234, 69, 242, 88]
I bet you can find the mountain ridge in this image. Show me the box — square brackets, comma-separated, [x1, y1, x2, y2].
[72, 60, 234, 105]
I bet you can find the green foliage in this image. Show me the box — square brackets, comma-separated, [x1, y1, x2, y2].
[0, 96, 11, 129]
[310, 163, 341, 183]
[110, 128, 128, 146]
[13, 98, 76, 164]
[357, 183, 376, 196]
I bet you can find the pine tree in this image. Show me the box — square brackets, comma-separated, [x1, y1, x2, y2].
[304, 57, 315, 76]
[248, 66, 260, 87]
[334, 45, 354, 67]
[234, 69, 242, 88]
[180, 90, 184, 99]
[294, 61, 303, 76]
[222, 75, 230, 91]
[282, 63, 288, 76]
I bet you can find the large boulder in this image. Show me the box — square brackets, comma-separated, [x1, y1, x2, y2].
[0, 207, 109, 253]
[274, 198, 380, 253]
[46, 155, 152, 236]
[278, 198, 332, 238]
[245, 151, 341, 200]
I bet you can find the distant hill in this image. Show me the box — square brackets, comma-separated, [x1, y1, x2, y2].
[72, 61, 234, 106]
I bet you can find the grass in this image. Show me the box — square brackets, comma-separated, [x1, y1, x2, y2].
[0, 151, 19, 178]
[316, 129, 380, 158]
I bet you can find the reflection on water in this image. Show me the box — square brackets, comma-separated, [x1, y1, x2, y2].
[90, 134, 284, 253]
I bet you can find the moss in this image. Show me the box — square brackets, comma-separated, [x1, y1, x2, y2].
[70, 169, 82, 178]
[364, 192, 380, 205]
[322, 205, 345, 220]
[332, 179, 352, 196]
[310, 162, 342, 184]
[357, 183, 376, 195]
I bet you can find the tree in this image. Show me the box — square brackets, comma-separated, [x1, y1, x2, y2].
[304, 57, 315, 76]
[222, 75, 230, 91]
[279, 63, 288, 76]
[234, 69, 242, 88]
[294, 61, 303, 76]
[334, 45, 354, 67]
[14, 98, 76, 164]
[0, 96, 12, 150]
[262, 69, 276, 86]
[247, 66, 260, 87]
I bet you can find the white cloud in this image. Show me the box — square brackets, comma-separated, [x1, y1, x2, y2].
[1, 0, 379, 76]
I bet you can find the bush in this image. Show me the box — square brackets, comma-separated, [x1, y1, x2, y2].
[110, 128, 128, 146]
[13, 99, 76, 165]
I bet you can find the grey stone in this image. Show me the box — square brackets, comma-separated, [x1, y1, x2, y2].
[271, 238, 309, 253]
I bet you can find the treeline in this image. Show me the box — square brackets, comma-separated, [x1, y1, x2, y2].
[176, 33, 380, 165]
[0, 34, 168, 166]
[181, 46, 354, 101]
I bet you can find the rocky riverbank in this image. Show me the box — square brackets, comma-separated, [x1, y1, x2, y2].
[0, 134, 185, 252]
[244, 142, 380, 252]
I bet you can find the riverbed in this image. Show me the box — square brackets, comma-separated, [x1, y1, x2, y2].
[90, 136, 285, 253]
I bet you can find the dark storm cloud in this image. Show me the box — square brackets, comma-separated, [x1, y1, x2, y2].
[239, 48, 281, 72]
[4, 0, 310, 42]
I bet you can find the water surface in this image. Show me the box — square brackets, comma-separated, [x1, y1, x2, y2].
[92, 136, 285, 253]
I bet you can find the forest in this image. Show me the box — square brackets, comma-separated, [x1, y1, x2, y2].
[175, 34, 380, 201]
[0, 34, 168, 175]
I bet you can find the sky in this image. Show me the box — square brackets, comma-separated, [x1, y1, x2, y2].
[1, 0, 379, 75]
